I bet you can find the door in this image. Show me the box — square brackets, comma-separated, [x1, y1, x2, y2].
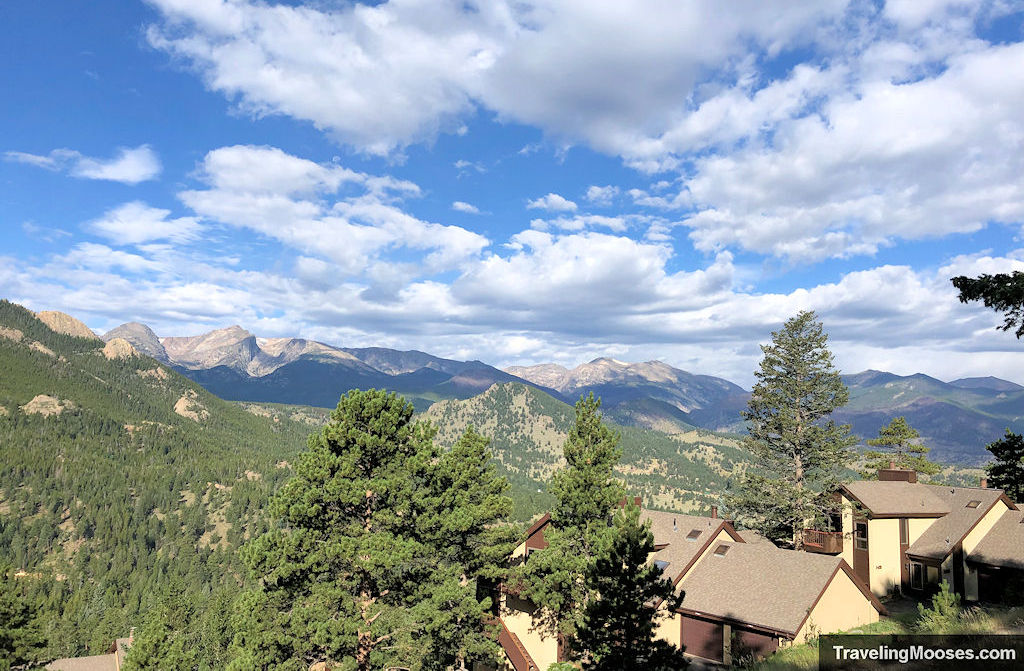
[681, 615, 724, 663]
[853, 520, 870, 586]
[899, 519, 910, 592]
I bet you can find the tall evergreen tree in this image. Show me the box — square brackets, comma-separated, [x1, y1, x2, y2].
[863, 416, 940, 476]
[985, 430, 1024, 503]
[415, 426, 517, 670]
[521, 393, 625, 647]
[0, 567, 45, 671]
[228, 390, 511, 671]
[576, 504, 688, 671]
[728, 311, 856, 548]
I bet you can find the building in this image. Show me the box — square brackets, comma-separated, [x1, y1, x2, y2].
[45, 635, 131, 671]
[498, 504, 884, 668]
[813, 467, 1020, 601]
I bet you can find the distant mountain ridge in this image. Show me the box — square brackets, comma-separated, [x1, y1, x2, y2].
[101, 320, 1024, 465]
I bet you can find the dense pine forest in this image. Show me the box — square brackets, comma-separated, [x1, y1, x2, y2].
[0, 300, 321, 661]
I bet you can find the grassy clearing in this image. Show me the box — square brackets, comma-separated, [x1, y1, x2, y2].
[741, 603, 1023, 670]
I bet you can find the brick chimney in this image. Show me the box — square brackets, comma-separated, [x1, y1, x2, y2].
[980, 477, 988, 489]
[878, 466, 917, 483]
[711, 505, 718, 519]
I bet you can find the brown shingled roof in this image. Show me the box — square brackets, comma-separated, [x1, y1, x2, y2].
[906, 486, 1011, 561]
[842, 480, 950, 517]
[967, 509, 1024, 570]
[45, 654, 118, 671]
[642, 510, 741, 584]
[675, 542, 874, 636]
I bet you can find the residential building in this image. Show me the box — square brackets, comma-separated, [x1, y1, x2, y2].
[498, 503, 884, 668]
[811, 467, 1020, 601]
[45, 635, 132, 671]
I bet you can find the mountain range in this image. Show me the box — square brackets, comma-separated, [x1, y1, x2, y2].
[96, 322, 1024, 465]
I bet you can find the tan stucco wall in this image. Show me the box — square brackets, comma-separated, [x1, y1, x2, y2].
[962, 499, 1010, 600]
[511, 539, 527, 561]
[794, 569, 879, 644]
[907, 518, 934, 546]
[655, 610, 681, 648]
[500, 593, 558, 671]
[868, 518, 902, 596]
[840, 496, 855, 568]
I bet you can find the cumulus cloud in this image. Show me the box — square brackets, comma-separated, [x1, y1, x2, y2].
[585, 185, 619, 206]
[526, 192, 577, 212]
[452, 200, 481, 214]
[178, 145, 489, 276]
[88, 201, 201, 244]
[5, 145, 161, 184]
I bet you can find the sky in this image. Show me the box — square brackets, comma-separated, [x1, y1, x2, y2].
[2, 0, 1024, 387]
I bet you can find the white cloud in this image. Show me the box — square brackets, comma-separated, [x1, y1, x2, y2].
[88, 201, 201, 244]
[5, 145, 161, 184]
[452, 200, 481, 214]
[584, 185, 619, 206]
[179, 145, 489, 276]
[526, 192, 577, 212]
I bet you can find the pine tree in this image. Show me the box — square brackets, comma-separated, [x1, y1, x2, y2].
[728, 311, 856, 548]
[228, 390, 512, 671]
[863, 417, 940, 476]
[952, 271, 1024, 338]
[0, 567, 45, 671]
[576, 504, 688, 671]
[415, 427, 517, 670]
[985, 430, 1024, 503]
[521, 393, 625, 647]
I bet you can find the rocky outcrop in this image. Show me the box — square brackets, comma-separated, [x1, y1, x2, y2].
[21, 394, 75, 416]
[102, 338, 138, 360]
[173, 389, 209, 422]
[103, 322, 168, 362]
[162, 326, 259, 371]
[35, 311, 99, 340]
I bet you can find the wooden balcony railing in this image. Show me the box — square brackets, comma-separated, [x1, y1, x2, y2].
[803, 529, 843, 554]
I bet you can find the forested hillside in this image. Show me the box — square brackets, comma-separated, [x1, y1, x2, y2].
[423, 383, 752, 519]
[0, 300, 324, 661]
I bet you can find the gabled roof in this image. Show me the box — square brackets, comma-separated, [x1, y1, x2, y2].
[905, 487, 1013, 561]
[642, 510, 742, 585]
[676, 542, 884, 637]
[842, 480, 951, 517]
[966, 509, 1024, 570]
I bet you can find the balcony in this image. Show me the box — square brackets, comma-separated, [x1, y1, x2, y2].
[802, 529, 843, 554]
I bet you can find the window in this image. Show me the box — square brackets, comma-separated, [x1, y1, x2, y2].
[855, 522, 868, 551]
[899, 518, 909, 545]
[654, 560, 670, 574]
[686, 529, 702, 541]
[713, 544, 730, 557]
[966, 500, 981, 509]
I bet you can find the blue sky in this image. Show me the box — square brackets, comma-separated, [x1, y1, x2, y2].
[2, 0, 1024, 386]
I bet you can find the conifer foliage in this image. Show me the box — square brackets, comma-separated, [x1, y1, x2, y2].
[0, 567, 45, 671]
[520, 393, 625, 642]
[576, 504, 688, 670]
[728, 311, 855, 548]
[863, 416, 940, 476]
[985, 430, 1024, 503]
[228, 389, 513, 671]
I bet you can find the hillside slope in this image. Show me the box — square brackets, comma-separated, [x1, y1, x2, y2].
[0, 300, 324, 659]
[423, 382, 751, 520]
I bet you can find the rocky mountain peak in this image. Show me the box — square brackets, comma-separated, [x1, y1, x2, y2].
[103, 322, 168, 362]
[35, 310, 100, 340]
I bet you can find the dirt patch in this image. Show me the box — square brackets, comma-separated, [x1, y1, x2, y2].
[138, 367, 169, 381]
[28, 341, 55, 357]
[0, 326, 23, 342]
[102, 337, 137, 360]
[21, 394, 75, 416]
[243, 470, 262, 481]
[174, 389, 209, 422]
[180, 490, 196, 505]
[0, 406, 8, 417]
[276, 460, 291, 469]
